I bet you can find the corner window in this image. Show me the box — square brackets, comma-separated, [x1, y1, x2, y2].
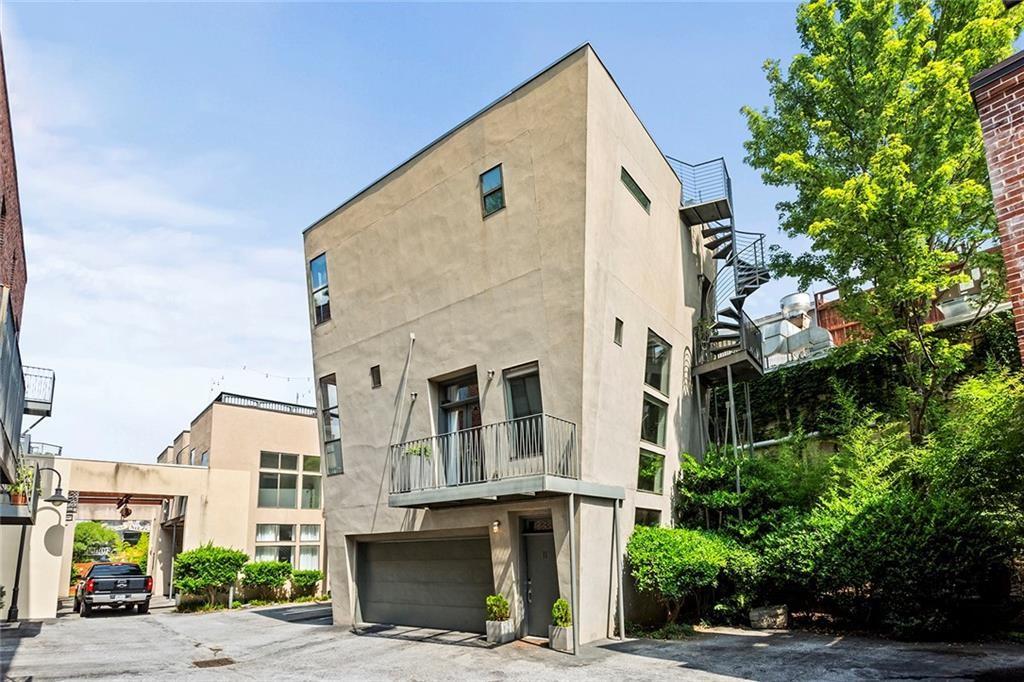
[614, 318, 624, 346]
[634, 507, 661, 527]
[621, 167, 650, 213]
[640, 394, 667, 446]
[258, 452, 299, 508]
[644, 330, 671, 395]
[637, 450, 664, 494]
[309, 254, 331, 325]
[480, 165, 505, 217]
[319, 375, 343, 474]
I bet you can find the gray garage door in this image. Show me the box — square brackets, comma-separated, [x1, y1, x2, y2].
[357, 537, 494, 633]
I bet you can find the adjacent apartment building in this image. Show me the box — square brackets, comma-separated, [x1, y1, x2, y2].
[303, 44, 768, 646]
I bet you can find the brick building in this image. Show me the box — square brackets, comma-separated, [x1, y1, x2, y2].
[0, 39, 26, 326]
[972, 50, 1024, 364]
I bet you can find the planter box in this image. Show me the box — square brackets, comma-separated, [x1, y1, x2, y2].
[548, 625, 573, 653]
[749, 604, 789, 629]
[485, 619, 515, 644]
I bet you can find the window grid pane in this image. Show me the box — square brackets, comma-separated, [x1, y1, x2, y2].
[640, 395, 668, 446]
[644, 330, 672, 395]
[638, 451, 664, 494]
[300, 524, 320, 542]
[299, 546, 319, 571]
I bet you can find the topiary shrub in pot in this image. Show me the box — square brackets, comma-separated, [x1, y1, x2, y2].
[549, 597, 573, 653]
[485, 594, 514, 644]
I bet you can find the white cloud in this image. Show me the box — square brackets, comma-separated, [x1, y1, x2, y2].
[5, 23, 313, 461]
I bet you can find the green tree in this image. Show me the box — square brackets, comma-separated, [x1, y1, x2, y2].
[112, 532, 149, 574]
[173, 544, 248, 605]
[743, 0, 1023, 439]
[72, 521, 120, 562]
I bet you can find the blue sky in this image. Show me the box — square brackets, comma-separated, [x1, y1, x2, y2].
[5, 2, 807, 461]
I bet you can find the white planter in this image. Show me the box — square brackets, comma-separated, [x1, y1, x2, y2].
[485, 619, 515, 644]
[548, 625, 573, 653]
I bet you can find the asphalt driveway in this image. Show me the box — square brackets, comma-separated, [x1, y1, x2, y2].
[2, 602, 1023, 681]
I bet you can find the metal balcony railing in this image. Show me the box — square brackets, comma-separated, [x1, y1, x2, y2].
[23, 366, 54, 417]
[389, 414, 579, 494]
[666, 156, 732, 207]
[0, 294, 25, 478]
[216, 392, 316, 417]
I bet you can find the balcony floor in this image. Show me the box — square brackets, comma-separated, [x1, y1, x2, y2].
[694, 348, 764, 385]
[388, 474, 624, 509]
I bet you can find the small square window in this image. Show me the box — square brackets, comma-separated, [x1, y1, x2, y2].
[370, 365, 382, 389]
[614, 318, 623, 346]
[480, 164, 505, 217]
[634, 507, 661, 527]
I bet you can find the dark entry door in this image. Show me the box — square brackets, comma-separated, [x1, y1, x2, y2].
[523, 532, 558, 637]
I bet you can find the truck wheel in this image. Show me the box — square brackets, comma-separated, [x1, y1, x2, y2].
[80, 602, 92, 618]
[137, 601, 149, 614]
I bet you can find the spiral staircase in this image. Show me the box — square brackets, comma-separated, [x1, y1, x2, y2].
[667, 156, 771, 452]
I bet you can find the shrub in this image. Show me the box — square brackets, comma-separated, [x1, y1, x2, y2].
[551, 598, 571, 628]
[241, 561, 293, 600]
[291, 570, 324, 599]
[485, 594, 510, 621]
[72, 521, 120, 563]
[173, 544, 248, 605]
[626, 526, 755, 623]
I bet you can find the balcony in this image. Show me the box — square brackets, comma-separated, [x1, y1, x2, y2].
[667, 156, 733, 226]
[23, 366, 55, 417]
[388, 414, 618, 508]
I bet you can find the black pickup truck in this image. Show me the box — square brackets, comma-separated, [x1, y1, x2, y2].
[74, 562, 153, 616]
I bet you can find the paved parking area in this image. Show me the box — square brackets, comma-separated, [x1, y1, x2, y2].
[2, 602, 1023, 680]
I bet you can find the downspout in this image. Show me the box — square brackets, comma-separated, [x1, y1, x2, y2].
[568, 493, 579, 656]
[613, 498, 625, 640]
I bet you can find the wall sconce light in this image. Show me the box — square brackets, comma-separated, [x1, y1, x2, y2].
[491, 520, 501, 534]
[487, 369, 495, 380]
[410, 392, 418, 401]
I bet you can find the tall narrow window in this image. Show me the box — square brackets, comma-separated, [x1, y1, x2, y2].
[644, 330, 672, 395]
[480, 164, 505, 217]
[370, 365, 382, 389]
[309, 254, 331, 325]
[320, 375, 342, 474]
[614, 318, 624, 346]
[621, 167, 650, 213]
[301, 455, 322, 509]
[640, 394, 667, 446]
[637, 450, 665, 494]
[504, 363, 543, 460]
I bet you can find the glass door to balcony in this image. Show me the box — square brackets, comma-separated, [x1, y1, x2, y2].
[438, 374, 482, 486]
[504, 364, 544, 474]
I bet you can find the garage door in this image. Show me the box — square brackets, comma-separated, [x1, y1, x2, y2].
[357, 537, 494, 633]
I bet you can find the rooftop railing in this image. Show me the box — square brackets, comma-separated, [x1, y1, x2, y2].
[216, 392, 316, 417]
[389, 414, 579, 495]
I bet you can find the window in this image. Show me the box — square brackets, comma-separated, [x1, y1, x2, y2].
[301, 455, 321, 509]
[256, 524, 295, 542]
[300, 524, 320, 542]
[259, 452, 299, 508]
[319, 375, 342, 474]
[634, 507, 662, 527]
[644, 330, 672, 395]
[621, 167, 650, 213]
[370, 365, 382, 389]
[199, 450, 209, 467]
[637, 450, 665, 494]
[299, 545, 320, 571]
[640, 394, 667, 446]
[255, 545, 294, 564]
[309, 254, 331, 325]
[504, 364, 543, 459]
[614, 318, 623, 346]
[480, 164, 505, 217]
[189, 448, 197, 465]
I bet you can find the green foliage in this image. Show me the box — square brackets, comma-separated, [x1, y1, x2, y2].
[485, 594, 510, 621]
[112, 532, 149, 574]
[7, 464, 34, 495]
[626, 526, 756, 623]
[72, 522, 120, 563]
[551, 598, 572, 628]
[291, 570, 324, 598]
[241, 561, 293, 588]
[626, 622, 695, 640]
[743, 0, 1023, 439]
[173, 543, 248, 605]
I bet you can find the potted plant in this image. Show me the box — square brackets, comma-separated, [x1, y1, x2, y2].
[5, 464, 34, 505]
[484, 594, 514, 644]
[548, 597, 573, 653]
[398, 443, 432, 491]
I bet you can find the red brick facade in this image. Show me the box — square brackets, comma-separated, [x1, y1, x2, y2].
[0, 40, 26, 328]
[972, 51, 1024, 364]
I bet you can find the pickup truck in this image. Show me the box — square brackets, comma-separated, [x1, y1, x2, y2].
[74, 562, 153, 616]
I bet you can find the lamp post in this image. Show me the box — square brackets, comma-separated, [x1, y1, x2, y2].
[6, 465, 68, 623]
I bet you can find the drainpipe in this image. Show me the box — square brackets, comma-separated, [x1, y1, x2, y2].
[613, 498, 625, 640]
[5, 526, 27, 622]
[567, 493, 579, 656]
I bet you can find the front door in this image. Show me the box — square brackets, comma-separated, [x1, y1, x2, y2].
[522, 522, 558, 638]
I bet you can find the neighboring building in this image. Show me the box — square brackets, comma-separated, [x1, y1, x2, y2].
[302, 44, 769, 646]
[755, 293, 833, 370]
[0, 392, 325, 620]
[972, 49, 1024, 364]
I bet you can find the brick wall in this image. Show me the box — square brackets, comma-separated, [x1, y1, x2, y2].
[972, 51, 1024, 364]
[0, 40, 26, 328]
